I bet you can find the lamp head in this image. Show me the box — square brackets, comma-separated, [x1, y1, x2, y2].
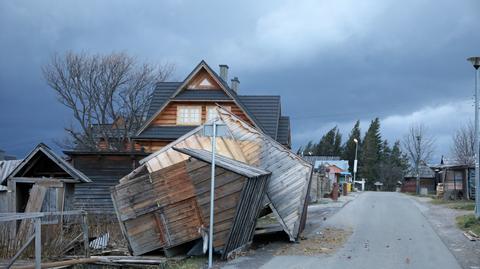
[467, 57, 480, 70]
[353, 138, 358, 143]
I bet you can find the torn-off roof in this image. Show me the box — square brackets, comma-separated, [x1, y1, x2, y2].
[173, 147, 271, 178]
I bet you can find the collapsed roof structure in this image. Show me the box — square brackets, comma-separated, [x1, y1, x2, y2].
[112, 107, 312, 258]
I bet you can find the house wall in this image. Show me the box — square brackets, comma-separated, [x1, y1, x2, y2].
[69, 154, 144, 213]
[151, 101, 252, 126]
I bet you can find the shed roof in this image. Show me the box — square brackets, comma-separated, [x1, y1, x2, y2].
[4, 143, 92, 185]
[174, 147, 271, 178]
[0, 159, 22, 185]
[314, 160, 349, 171]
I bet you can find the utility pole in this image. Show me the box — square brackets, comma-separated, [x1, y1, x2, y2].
[353, 138, 358, 184]
[467, 56, 480, 218]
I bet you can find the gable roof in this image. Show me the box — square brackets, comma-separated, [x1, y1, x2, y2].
[137, 60, 267, 137]
[4, 143, 91, 185]
[137, 60, 290, 145]
[173, 147, 271, 178]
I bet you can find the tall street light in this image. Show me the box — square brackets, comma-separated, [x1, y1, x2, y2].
[468, 56, 480, 218]
[353, 138, 359, 185]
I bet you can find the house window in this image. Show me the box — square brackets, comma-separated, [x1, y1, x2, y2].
[206, 106, 230, 122]
[177, 106, 201, 125]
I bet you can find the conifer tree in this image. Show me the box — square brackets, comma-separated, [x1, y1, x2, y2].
[360, 118, 382, 190]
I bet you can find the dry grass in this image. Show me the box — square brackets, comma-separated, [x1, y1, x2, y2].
[456, 214, 480, 236]
[430, 199, 475, 211]
[0, 212, 127, 261]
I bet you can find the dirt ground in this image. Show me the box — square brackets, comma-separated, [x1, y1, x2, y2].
[275, 227, 353, 256]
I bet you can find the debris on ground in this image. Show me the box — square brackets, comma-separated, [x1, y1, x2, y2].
[274, 227, 352, 256]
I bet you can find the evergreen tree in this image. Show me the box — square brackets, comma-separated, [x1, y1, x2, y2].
[342, 120, 361, 173]
[314, 126, 342, 156]
[360, 118, 382, 190]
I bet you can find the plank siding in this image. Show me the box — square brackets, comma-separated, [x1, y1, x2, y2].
[152, 101, 251, 126]
[112, 152, 270, 259]
[143, 108, 313, 241]
[70, 154, 143, 213]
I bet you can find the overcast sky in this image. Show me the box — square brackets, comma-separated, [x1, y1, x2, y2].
[1, 0, 479, 163]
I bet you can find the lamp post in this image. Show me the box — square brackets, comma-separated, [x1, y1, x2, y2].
[353, 138, 358, 184]
[416, 135, 421, 195]
[467, 56, 480, 218]
[204, 121, 227, 268]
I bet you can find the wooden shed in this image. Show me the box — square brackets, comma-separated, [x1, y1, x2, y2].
[123, 107, 313, 242]
[112, 147, 270, 259]
[1, 143, 91, 214]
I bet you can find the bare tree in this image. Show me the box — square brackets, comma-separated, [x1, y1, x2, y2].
[451, 121, 475, 165]
[43, 51, 174, 151]
[402, 123, 435, 193]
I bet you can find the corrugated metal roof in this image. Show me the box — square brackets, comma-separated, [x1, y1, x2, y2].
[314, 160, 350, 171]
[276, 116, 290, 146]
[405, 165, 435, 178]
[173, 147, 271, 178]
[301, 156, 341, 165]
[135, 126, 197, 139]
[0, 159, 22, 185]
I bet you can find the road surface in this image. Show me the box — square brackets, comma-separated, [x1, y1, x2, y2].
[254, 192, 462, 269]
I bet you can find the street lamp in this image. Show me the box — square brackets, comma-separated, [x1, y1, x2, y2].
[353, 138, 358, 185]
[467, 56, 480, 218]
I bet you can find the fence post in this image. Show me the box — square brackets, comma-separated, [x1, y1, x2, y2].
[34, 218, 41, 269]
[81, 211, 90, 258]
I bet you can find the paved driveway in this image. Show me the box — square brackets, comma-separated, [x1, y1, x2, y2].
[228, 192, 463, 269]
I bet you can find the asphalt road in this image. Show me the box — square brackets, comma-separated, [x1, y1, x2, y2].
[258, 192, 462, 269]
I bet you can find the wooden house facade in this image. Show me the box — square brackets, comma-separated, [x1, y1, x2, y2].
[112, 147, 270, 258]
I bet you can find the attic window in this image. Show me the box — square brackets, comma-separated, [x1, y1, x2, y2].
[177, 106, 201, 125]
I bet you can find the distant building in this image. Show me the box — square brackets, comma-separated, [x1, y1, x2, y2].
[402, 164, 436, 193]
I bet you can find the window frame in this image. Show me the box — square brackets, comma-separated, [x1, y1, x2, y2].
[176, 105, 202, 125]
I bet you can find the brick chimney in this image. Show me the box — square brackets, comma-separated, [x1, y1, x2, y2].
[231, 77, 240, 92]
[219, 64, 229, 82]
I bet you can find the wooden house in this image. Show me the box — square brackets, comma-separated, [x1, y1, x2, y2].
[65, 60, 291, 213]
[120, 107, 312, 242]
[0, 143, 91, 214]
[430, 164, 474, 199]
[133, 60, 291, 151]
[402, 164, 436, 193]
[112, 147, 270, 259]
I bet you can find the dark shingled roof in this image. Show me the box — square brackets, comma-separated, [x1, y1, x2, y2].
[173, 90, 231, 101]
[276, 116, 290, 146]
[136, 125, 197, 140]
[146, 82, 181, 118]
[238, 96, 281, 139]
[139, 61, 290, 147]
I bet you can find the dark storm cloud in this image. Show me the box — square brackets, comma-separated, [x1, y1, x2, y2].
[0, 0, 479, 160]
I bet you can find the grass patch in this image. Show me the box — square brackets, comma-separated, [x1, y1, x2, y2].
[430, 199, 475, 211]
[456, 214, 480, 236]
[166, 256, 206, 269]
